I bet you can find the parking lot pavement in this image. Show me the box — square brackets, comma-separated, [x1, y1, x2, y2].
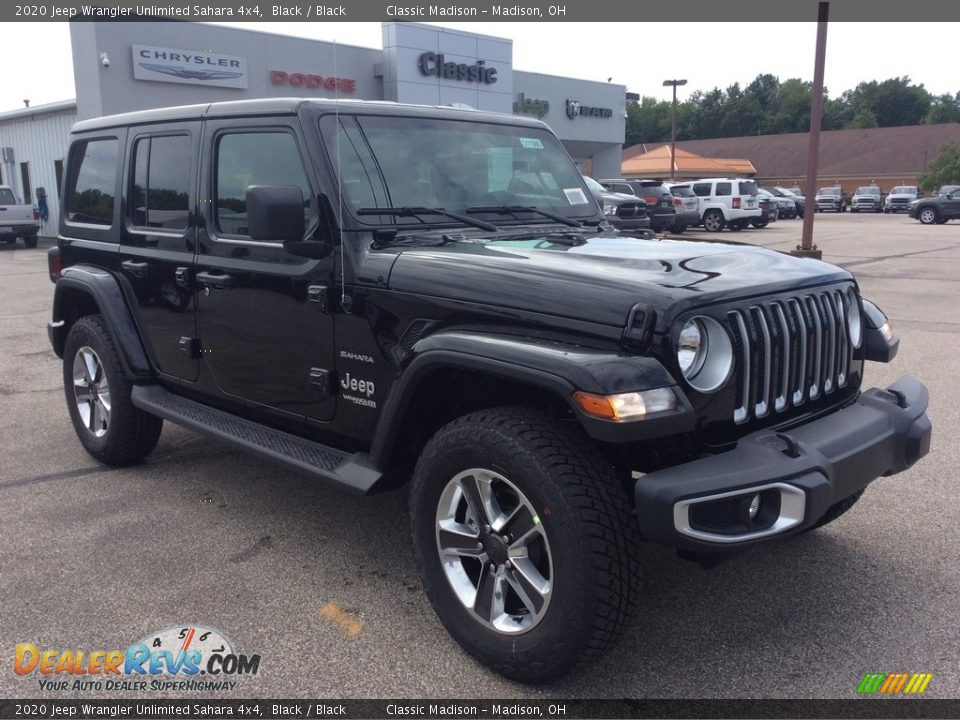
[1, 216, 958, 699]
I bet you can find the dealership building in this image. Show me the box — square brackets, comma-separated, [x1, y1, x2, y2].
[0, 21, 627, 235]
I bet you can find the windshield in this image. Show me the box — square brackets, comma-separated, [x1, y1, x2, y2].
[0, 188, 17, 205]
[891, 186, 916, 194]
[819, 187, 841, 196]
[320, 114, 594, 225]
[582, 176, 607, 196]
[775, 187, 801, 198]
[856, 187, 880, 195]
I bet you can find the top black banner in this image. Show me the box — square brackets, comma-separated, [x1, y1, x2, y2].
[5, 0, 960, 22]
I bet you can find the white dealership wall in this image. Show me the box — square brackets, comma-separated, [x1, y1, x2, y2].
[0, 22, 626, 236]
[0, 100, 77, 234]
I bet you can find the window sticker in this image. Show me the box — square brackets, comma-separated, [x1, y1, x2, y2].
[563, 187, 589, 205]
[519, 137, 544, 150]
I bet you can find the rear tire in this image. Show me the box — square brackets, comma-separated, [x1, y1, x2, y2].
[63, 315, 163, 466]
[806, 490, 864, 531]
[23, 234, 38, 249]
[410, 407, 639, 682]
[703, 210, 725, 232]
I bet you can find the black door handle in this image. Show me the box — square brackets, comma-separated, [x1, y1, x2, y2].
[196, 271, 236, 290]
[121, 260, 150, 278]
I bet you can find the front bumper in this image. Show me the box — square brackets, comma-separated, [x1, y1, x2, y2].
[608, 216, 652, 232]
[634, 377, 931, 552]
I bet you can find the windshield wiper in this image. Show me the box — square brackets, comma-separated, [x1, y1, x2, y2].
[357, 206, 498, 232]
[466, 205, 583, 228]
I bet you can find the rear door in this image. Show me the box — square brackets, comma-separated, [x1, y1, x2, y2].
[194, 117, 336, 421]
[946, 190, 960, 218]
[118, 125, 201, 382]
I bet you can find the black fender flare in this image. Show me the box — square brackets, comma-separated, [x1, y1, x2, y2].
[368, 331, 694, 468]
[51, 265, 152, 378]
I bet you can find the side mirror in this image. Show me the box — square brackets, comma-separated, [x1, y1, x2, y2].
[246, 185, 306, 242]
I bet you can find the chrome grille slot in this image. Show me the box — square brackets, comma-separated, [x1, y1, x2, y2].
[805, 296, 823, 400]
[727, 287, 856, 424]
[751, 306, 773, 418]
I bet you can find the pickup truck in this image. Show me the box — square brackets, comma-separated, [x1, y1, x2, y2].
[0, 185, 40, 248]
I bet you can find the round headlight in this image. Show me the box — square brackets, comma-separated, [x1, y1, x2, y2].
[847, 291, 863, 348]
[677, 320, 704, 376]
[676, 316, 734, 393]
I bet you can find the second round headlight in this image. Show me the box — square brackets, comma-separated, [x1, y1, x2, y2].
[676, 316, 734, 393]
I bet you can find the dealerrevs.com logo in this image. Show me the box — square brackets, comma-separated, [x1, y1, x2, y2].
[14, 625, 261, 692]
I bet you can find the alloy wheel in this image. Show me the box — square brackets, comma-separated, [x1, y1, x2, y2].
[72, 346, 111, 438]
[435, 468, 553, 635]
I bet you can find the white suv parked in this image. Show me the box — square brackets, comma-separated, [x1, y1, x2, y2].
[690, 178, 763, 232]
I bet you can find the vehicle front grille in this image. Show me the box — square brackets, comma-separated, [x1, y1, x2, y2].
[890, 198, 908, 205]
[726, 288, 854, 424]
[617, 203, 644, 219]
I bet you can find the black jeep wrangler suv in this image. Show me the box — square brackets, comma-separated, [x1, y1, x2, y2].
[47, 99, 931, 682]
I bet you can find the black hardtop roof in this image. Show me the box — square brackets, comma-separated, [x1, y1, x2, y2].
[71, 98, 549, 134]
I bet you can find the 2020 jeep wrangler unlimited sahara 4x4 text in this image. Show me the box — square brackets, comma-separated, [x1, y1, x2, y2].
[47, 100, 931, 682]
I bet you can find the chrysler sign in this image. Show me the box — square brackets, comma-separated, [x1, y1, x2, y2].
[133, 45, 248, 89]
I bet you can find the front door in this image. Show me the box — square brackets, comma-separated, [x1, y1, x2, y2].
[194, 118, 336, 421]
[119, 125, 200, 381]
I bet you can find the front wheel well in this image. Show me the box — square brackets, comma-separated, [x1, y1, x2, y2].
[377, 368, 574, 489]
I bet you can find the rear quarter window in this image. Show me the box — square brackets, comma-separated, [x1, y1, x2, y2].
[65, 137, 119, 227]
[716, 182, 732, 196]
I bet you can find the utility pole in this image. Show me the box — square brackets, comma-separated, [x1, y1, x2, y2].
[794, 2, 829, 259]
[663, 79, 687, 181]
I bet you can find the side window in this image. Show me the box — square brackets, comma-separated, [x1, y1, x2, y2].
[692, 183, 711, 197]
[65, 138, 119, 226]
[131, 135, 192, 230]
[215, 131, 313, 238]
[716, 182, 732, 197]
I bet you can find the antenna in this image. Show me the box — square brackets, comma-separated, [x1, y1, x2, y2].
[334, 39, 346, 308]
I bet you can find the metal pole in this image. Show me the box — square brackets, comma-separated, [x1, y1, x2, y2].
[796, 2, 829, 258]
[663, 79, 687, 182]
[670, 83, 677, 181]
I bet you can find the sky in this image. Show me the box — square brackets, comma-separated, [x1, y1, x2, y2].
[2, 21, 959, 113]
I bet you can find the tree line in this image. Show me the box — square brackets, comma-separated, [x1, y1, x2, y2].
[626, 75, 960, 147]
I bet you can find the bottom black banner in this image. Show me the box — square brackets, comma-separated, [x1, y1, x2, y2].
[2, 699, 960, 720]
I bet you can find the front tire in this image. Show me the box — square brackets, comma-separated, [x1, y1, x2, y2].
[918, 207, 938, 225]
[409, 407, 639, 682]
[63, 315, 163, 465]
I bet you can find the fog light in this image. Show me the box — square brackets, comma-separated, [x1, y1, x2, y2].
[748, 494, 761, 520]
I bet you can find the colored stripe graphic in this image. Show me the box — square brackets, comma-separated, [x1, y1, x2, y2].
[857, 672, 932, 695]
[857, 673, 886, 694]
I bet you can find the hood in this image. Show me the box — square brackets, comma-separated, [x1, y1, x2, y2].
[386, 233, 851, 329]
[597, 190, 639, 204]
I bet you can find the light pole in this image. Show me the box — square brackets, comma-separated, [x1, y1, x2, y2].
[663, 79, 687, 181]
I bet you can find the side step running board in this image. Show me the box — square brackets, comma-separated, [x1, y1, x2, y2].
[131, 384, 381, 495]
